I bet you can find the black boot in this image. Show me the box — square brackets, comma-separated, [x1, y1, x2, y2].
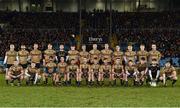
[113, 80, 116, 86]
[45, 78, 48, 84]
[120, 79, 124, 86]
[172, 79, 177, 87]
[125, 81, 128, 87]
[109, 81, 112, 86]
[86, 79, 88, 85]
[77, 81, 80, 87]
[6, 80, 9, 85]
[97, 81, 100, 86]
[68, 79, 71, 85]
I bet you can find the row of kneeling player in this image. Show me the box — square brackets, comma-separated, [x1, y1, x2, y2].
[5, 57, 177, 87]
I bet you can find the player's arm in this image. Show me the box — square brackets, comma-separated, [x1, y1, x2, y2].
[25, 67, 30, 77]
[79, 64, 82, 73]
[148, 67, 153, 81]
[27, 52, 31, 62]
[109, 65, 112, 73]
[155, 66, 160, 80]
[134, 67, 139, 75]
[158, 52, 161, 62]
[16, 52, 19, 62]
[3, 52, 7, 64]
[112, 65, 115, 73]
[134, 52, 137, 62]
[124, 52, 128, 63]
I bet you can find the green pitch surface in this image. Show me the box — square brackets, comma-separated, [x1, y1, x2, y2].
[0, 74, 180, 107]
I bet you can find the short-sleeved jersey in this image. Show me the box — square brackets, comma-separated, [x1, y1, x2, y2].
[136, 63, 148, 72]
[125, 51, 136, 62]
[100, 64, 111, 72]
[67, 65, 79, 73]
[30, 49, 42, 63]
[57, 62, 67, 73]
[80, 63, 90, 72]
[9, 65, 23, 75]
[18, 50, 29, 64]
[113, 51, 124, 64]
[27, 66, 39, 74]
[6, 50, 18, 64]
[68, 50, 79, 61]
[46, 62, 57, 73]
[125, 65, 137, 74]
[149, 50, 161, 62]
[91, 64, 100, 72]
[162, 66, 176, 75]
[57, 50, 67, 61]
[89, 49, 101, 63]
[101, 49, 113, 63]
[113, 64, 123, 73]
[137, 50, 148, 62]
[79, 51, 90, 62]
[44, 49, 56, 63]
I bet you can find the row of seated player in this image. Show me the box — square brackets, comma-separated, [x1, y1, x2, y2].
[4, 58, 178, 87]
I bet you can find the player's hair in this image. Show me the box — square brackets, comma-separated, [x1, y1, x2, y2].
[152, 58, 157, 61]
[48, 43, 52, 45]
[141, 57, 146, 61]
[128, 60, 133, 63]
[49, 56, 54, 59]
[140, 44, 145, 46]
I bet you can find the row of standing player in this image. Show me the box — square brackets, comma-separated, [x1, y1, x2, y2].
[3, 43, 177, 86]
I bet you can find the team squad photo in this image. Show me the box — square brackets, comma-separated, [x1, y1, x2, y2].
[4, 43, 177, 87]
[0, 0, 179, 107]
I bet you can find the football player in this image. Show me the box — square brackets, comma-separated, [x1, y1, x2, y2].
[149, 44, 161, 63]
[7, 61, 24, 86]
[160, 61, 177, 87]
[4, 44, 18, 84]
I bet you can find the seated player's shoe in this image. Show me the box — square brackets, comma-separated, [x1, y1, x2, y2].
[17, 83, 21, 86]
[6, 80, 9, 85]
[10, 83, 14, 86]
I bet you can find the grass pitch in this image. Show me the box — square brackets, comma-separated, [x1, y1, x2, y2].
[0, 74, 180, 107]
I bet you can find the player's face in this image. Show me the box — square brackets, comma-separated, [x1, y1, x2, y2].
[104, 61, 108, 65]
[59, 45, 64, 50]
[128, 61, 133, 66]
[14, 61, 19, 66]
[49, 58, 53, 62]
[71, 46, 75, 50]
[140, 45, 145, 51]
[152, 60, 157, 65]
[105, 44, 109, 49]
[152, 44, 156, 50]
[128, 46, 132, 51]
[83, 58, 87, 64]
[94, 60, 98, 65]
[10, 44, 15, 50]
[140, 60, 145, 64]
[31, 63, 36, 68]
[48, 44, 52, 49]
[116, 46, 120, 51]
[165, 62, 171, 67]
[115, 59, 120, 64]
[82, 45, 86, 51]
[60, 57, 65, 62]
[93, 44, 97, 49]
[34, 44, 38, 49]
[21, 45, 26, 50]
[71, 60, 75, 64]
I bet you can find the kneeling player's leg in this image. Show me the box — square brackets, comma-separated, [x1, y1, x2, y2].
[172, 71, 178, 86]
